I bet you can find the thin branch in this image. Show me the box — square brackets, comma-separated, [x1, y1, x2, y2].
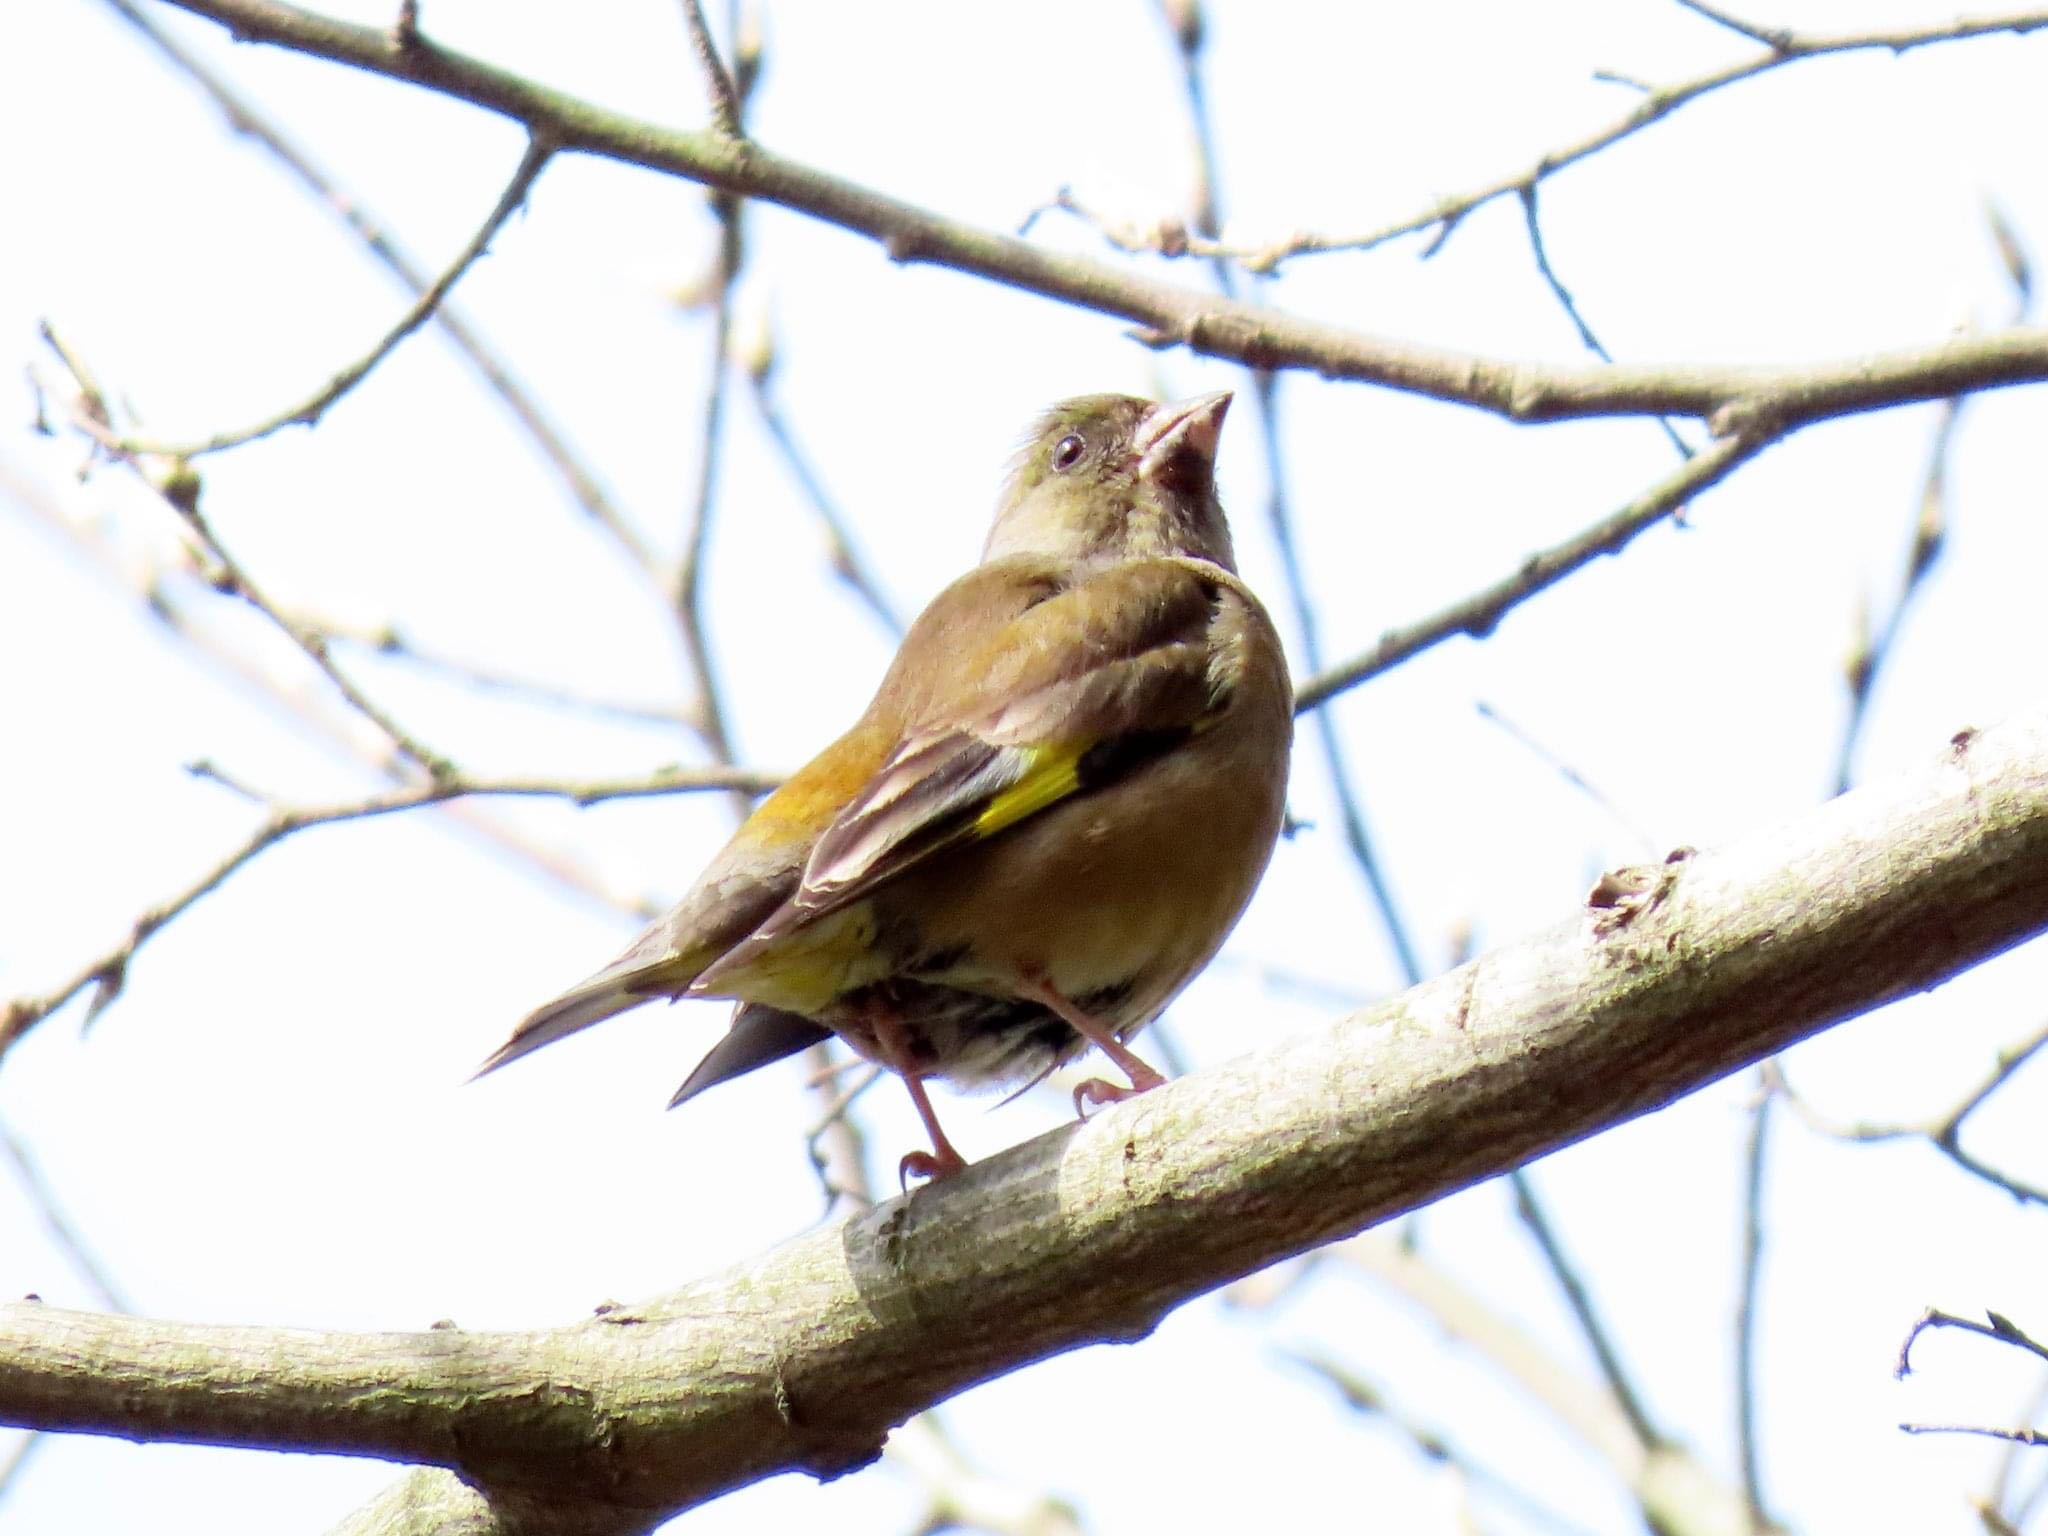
[1153, 0, 1422, 984]
[1284, 1346, 1608, 1536]
[0, 1115, 138, 1507]
[0, 1120, 133, 1314]
[0, 1431, 44, 1507]
[0, 765, 775, 1061]
[674, 337, 738, 768]
[1296, 426, 1771, 714]
[1067, 9, 2036, 270]
[661, 5, 878, 1213]
[747, 367, 902, 637]
[1508, 1171, 1660, 1450]
[1517, 183, 1693, 460]
[676, 0, 741, 138]
[1670, 0, 1791, 50]
[801, 1062, 881, 1218]
[1990, 1373, 2048, 1515]
[1898, 1424, 2048, 1447]
[97, 0, 661, 573]
[887, 1413, 1085, 1536]
[1899, 1309, 2048, 1378]
[5, 464, 670, 924]
[294, 614, 687, 727]
[1734, 1077, 1774, 1533]
[96, 136, 555, 461]
[1474, 701, 1658, 855]
[1835, 208, 2027, 794]
[2015, 1449, 2048, 1528]
[1834, 397, 1953, 795]
[1518, 185, 1612, 363]
[668, 0, 751, 781]
[1770, 1021, 2048, 1206]
[1337, 1232, 1755, 1536]
[145, 1, 2048, 428]
[42, 324, 456, 781]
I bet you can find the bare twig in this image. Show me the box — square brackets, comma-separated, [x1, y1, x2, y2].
[1060, 10, 2043, 270]
[1474, 700, 1658, 855]
[135, 0, 2048, 430]
[662, 8, 876, 1212]
[0, 1120, 132, 1312]
[0, 1431, 44, 1505]
[1770, 1022, 2048, 1206]
[1990, 1374, 2048, 1517]
[1834, 398, 1952, 795]
[292, 614, 686, 728]
[1734, 1076, 1774, 1532]
[1285, 1346, 1608, 1536]
[1836, 210, 2026, 795]
[1518, 184, 1613, 364]
[2, 458, 669, 924]
[1899, 1308, 2048, 1378]
[1297, 426, 1772, 713]
[0, 1116, 137, 1507]
[1898, 1423, 2048, 1447]
[1508, 1171, 1660, 1451]
[42, 324, 456, 781]
[1517, 184, 1693, 460]
[887, 1413, 1085, 1536]
[801, 1063, 880, 1217]
[1337, 1231, 1756, 1536]
[1670, 0, 1791, 50]
[2015, 1453, 2048, 1528]
[97, 0, 661, 572]
[670, 137, 744, 774]
[676, 0, 742, 138]
[0, 766, 774, 1061]
[747, 368, 901, 637]
[96, 136, 555, 461]
[1152, 0, 1422, 984]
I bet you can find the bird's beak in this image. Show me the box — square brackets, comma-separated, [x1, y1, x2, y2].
[1135, 391, 1232, 482]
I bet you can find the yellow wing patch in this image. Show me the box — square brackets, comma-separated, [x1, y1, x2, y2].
[971, 741, 1087, 840]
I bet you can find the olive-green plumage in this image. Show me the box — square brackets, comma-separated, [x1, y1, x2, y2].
[476, 392, 1292, 1178]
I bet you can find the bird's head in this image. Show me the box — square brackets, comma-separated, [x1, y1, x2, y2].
[985, 392, 1236, 571]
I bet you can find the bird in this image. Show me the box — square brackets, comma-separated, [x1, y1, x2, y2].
[475, 391, 1293, 1182]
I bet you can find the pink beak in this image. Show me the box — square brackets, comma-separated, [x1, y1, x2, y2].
[1135, 391, 1232, 481]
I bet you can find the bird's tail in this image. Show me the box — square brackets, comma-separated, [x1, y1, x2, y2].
[471, 929, 708, 1080]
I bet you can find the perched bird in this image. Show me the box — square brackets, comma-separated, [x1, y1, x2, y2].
[476, 392, 1292, 1181]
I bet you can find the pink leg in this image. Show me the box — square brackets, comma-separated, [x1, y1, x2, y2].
[868, 1006, 968, 1185]
[1015, 976, 1167, 1118]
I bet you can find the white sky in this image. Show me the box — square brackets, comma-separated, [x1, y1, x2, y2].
[3, 1, 2047, 1532]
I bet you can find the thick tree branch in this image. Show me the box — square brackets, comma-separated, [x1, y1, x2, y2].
[9, 705, 2048, 1532]
[157, 0, 2048, 427]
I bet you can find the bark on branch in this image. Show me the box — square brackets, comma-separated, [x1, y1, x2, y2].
[7, 709, 2048, 1532]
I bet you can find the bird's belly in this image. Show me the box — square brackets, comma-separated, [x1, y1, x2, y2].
[864, 732, 1285, 1083]
[824, 976, 1134, 1091]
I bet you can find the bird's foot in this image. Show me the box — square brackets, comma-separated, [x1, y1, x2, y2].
[1071, 1068, 1163, 1119]
[898, 1146, 968, 1188]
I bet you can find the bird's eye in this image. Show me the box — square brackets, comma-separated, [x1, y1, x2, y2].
[1051, 433, 1086, 471]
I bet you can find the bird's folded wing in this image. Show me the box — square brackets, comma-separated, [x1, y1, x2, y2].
[700, 558, 1239, 975]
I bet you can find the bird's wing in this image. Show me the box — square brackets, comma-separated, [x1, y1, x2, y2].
[470, 816, 815, 1081]
[698, 557, 1245, 978]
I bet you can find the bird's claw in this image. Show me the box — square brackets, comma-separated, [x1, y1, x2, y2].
[1072, 1076, 1139, 1118]
[898, 1147, 967, 1188]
